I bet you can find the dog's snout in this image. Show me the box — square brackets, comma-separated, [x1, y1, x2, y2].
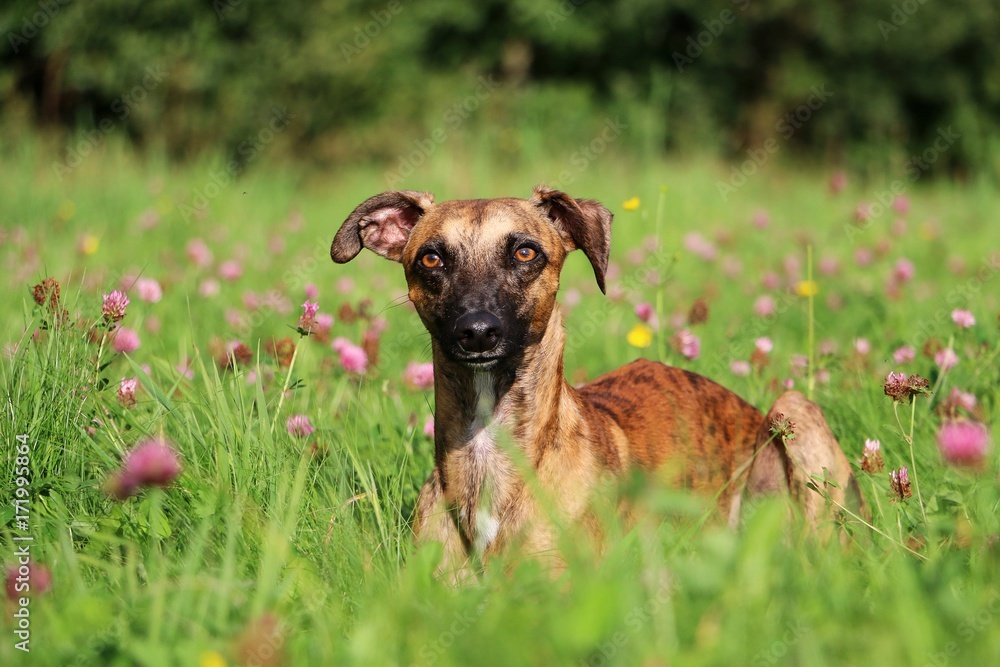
[455, 312, 503, 353]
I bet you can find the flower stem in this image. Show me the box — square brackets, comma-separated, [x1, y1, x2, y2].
[891, 401, 907, 442]
[95, 329, 108, 375]
[868, 475, 885, 523]
[893, 399, 927, 524]
[905, 396, 928, 525]
[828, 494, 927, 561]
[806, 244, 815, 401]
[654, 185, 668, 363]
[270, 335, 304, 434]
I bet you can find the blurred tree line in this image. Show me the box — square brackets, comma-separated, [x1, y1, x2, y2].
[2, 0, 998, 175]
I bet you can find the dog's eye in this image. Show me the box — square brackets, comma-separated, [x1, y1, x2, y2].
[514, 246, 537, 263]
[420, 252, 443, 269]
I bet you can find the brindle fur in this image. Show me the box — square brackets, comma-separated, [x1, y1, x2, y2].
[332, 186, 866, 578]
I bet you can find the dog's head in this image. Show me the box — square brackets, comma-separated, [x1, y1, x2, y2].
[331, 186, 612, 369]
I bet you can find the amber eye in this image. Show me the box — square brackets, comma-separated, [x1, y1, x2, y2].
[420, 252, 443, 269]
[514, 246, 537, 263]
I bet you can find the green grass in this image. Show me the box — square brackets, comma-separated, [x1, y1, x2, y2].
[1, 135, 998, 667]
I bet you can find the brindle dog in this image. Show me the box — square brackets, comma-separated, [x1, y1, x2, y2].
[331, 186, 865, 577]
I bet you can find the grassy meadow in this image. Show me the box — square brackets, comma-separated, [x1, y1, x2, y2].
[1, 135, 999, 667]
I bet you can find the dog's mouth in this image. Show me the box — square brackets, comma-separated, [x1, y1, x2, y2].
[462, 358, 500, 370]
[447, 347, 506, 370]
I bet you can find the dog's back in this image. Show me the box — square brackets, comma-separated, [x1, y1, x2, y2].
[575, 358, 764, 505]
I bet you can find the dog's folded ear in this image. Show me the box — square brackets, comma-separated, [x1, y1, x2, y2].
[331, 191, 435, 263]
[531, 185, 613, 293]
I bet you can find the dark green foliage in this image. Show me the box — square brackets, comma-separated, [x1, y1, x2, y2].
[2, 0, 1000, 173]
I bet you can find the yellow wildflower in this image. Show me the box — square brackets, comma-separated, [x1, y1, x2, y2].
[795, 280, 818, 297]
[199, 650, 227, 667]
[78, 235, 100, 256]
[622, 197, 640, 211]
[627, 323, 654, 348]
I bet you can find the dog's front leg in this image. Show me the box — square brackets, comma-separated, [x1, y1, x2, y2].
[412, 469, 474, 583]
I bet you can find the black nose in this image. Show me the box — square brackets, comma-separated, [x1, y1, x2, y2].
[455, 311, 503, 353]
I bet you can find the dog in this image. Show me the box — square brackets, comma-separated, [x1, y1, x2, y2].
[331, 186, 866, 577]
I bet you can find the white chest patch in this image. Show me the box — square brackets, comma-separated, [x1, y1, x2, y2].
[468, 371, 498, 453]
[469, 372, 501, 555]
[474, 510, 500, 555]
[473, 372, 495, 425]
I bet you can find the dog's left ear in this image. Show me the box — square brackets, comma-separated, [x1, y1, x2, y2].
[531, 185, 613, 294]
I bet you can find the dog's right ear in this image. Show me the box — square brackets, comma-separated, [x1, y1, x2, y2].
[331, 191, 435, 263]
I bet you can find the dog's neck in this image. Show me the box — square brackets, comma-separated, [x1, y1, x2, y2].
[431, 306, 570, 465]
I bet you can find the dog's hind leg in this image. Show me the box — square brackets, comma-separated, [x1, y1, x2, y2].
[742, 391, 868, 534]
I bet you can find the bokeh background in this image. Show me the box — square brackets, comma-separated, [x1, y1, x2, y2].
[3, 0, 1000, 177]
